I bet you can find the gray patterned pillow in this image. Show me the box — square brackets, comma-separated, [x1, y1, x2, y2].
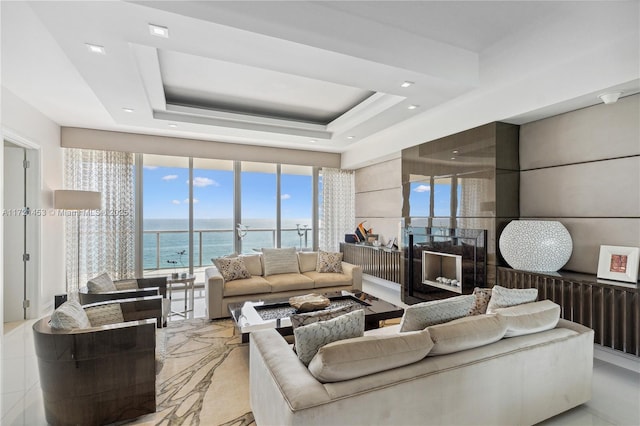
[486, 285, 538, 314]
[262, 247, 300, 276]
[213, 256, 251, 282]
[293, 309, 365, 365]
[400, 294, 475, 332]
[50, 300, 91, 330]
[85, 303, 125, 326]
[316, 250, 343, 273]
[87, 272, 117, 293]
[468, 287, 492, 316]
[114, 279, 138, 291]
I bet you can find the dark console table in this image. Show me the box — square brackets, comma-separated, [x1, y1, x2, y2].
[497, 267, 639, 357]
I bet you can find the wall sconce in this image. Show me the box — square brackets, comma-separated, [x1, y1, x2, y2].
[598, 92, 622, 104]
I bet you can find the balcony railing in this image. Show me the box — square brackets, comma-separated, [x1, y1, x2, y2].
[143, 227, 312, 270]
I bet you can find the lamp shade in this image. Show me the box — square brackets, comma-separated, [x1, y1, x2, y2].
[54, 190, 102, 210]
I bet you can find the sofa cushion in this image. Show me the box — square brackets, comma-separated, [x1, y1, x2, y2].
[114, 279, 138, 290]
[303, 271, 352, 288]
[87, 272, 117, 293]
[316, 250, 343, 273]
[240, 254, 263, 276]
[262, 247, 300, 276]
[495, 300, 561, 337]
[223, 276, 272, 297]
[308, 329, 433, 383]
[213, 256, 252, 282]
[265, 273, 314, 292]
[427, 314, 507, 355]
[468, 287, 492, 315]
[298, 251, 318, 273]
[400, 294, 474, 332]
[85, 303, 125, 327]
[50, 300, 91, 330]
[294, 309, 365, 365]
[486, 285, 538, 314]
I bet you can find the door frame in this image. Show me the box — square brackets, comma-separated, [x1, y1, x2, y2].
[3, 129, 42, 321]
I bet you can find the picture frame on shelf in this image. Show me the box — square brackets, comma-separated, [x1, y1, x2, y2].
[386, 237, 397, 249]
[596, 245, 639, 284]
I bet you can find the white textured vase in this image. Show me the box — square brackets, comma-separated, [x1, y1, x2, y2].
[499, 220, 573, 272]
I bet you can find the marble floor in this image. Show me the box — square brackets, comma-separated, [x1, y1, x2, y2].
[2, 278, 639, 426]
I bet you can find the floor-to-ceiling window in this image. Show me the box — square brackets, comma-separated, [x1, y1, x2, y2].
[142, 154, 191, 275]
[240, 161, 277, 253]
[281, 164, 313, 250]
[192, 158, 234, 265]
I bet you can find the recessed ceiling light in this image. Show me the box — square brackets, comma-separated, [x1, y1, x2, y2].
[598, 92, 622, 104]
[452, 150, 459, 154]
[85, 43, 106, 55]
[347, 136, 355, 140]
[401, 81, 414, 88]
[450, 157, 456, 160]
[309, 139, 317, 143]
[408, 104, 419, 110]
[168, 123, 178, 128]
[122, 108, 134, 113]
[149, 24, 169, 38]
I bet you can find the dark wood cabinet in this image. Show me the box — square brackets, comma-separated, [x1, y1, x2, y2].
[498, 267, 639, 357]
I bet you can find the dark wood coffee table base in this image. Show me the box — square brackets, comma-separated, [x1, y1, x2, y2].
[229, 291, 404, 343]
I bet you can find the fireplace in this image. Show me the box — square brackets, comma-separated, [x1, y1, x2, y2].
[422, 251, 463, 294]
[403, 227, 487, 304]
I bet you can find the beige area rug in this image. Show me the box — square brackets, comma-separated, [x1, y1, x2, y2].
[129, 319, 255, 426]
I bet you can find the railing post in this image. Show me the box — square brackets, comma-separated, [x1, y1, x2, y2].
[199, 231, 203, 267]
[155, 232, 160, 270]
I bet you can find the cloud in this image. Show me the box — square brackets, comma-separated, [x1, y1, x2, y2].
[189, 177, 219, 187]
[413, 184, 431, 192]
[171, 200, 181, 205]
[184, 198, 199, 204]
[281, 193, 291, 200]
[162, 174, 178, 181]
[143, 165, 158, 170]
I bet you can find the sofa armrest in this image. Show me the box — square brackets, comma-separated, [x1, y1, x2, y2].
[205, 267, 225, 319]
[79, 287, 160, 305]
[342, 262, 363, 291]
[250, 329, 331, 412]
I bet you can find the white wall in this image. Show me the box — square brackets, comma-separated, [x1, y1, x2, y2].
[2, 87, 64, 317]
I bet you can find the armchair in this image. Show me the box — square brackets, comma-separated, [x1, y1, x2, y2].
[79, 275, 169, 326]
[33, 297, 162, 426]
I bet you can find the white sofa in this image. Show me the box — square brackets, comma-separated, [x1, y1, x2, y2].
[205, 250, 362, 319]
[249, 299, 594, 426]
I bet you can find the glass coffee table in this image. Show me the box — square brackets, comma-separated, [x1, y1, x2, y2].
[228, 290, 404, 343]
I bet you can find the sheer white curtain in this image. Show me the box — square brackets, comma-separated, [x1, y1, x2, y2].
[64, 148, 135, 294]
[319, 168, 355, 251]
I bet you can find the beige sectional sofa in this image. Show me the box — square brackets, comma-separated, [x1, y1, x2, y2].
[249, 295, 595, 426]
[205, 249, 362, 320]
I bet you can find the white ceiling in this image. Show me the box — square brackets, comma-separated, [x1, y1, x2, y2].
[1, 1, 639, 168]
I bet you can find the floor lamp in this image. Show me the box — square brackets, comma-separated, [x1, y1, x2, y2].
[54, 190, 102, 294]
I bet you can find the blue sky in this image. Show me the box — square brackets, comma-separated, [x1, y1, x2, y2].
[143, 166, 312, 219]
[409, 181, 459, 216]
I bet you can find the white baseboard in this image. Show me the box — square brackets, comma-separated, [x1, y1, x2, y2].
[594, 345, 640, 373]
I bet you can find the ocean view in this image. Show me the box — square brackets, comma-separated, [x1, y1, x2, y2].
[143, 218, 313, 270]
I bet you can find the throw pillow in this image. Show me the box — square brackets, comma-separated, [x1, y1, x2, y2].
[85, 303, 125, 327]
[262, 247, 300, 276]
[240, 254, 263, 276]
[308, 329, 434, 383]
[399, 294, 475, 332]
[114, 279, 138, 291]
[494, 299, 560, 337]
[486, 285, 538, 314]
[427, 314, 508, 356]
[50, 300, 91, 330]
[87, 272, 117, 293]
[293, 309, 365, 366]
[298, 251, 318, 273]
[213, 256, 251, 282]
[468, 287, 492, 316]
[316, 250, 343, 273]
